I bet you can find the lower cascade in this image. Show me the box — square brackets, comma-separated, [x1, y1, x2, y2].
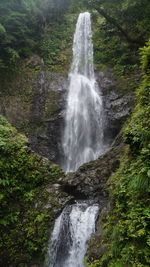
[46, 202, 99, 267]
[46, 12, 104, 266]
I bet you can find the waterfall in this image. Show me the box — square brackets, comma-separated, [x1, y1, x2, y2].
[62, 12, 104, 172]
[46, 12, 104, 267]
[46, 202, 99, 267]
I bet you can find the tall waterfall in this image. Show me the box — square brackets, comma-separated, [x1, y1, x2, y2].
[46, 12, 104, 267]
[62, 12, 104, 172]
[46, 202, 99, 267]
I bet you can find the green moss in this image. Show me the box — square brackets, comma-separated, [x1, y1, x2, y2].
[0, 116, 64, 266]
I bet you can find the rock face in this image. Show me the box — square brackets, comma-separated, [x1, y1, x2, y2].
[28, 70, 68, 163]
[96, 70, 134, 145]
[0, 57, 134, 167]
[0, 56, 68, 164]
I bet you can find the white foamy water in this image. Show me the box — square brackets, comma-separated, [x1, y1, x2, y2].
[46, 202, 99, 267]
[62, 12, 104, 172]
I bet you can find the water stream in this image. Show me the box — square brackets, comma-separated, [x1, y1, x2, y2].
[46, 12, 104, 267]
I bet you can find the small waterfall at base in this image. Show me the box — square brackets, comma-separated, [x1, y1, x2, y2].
[46, 202, 99, 267]
[62, 11, 104, 173]
[46, 12, 104, 267]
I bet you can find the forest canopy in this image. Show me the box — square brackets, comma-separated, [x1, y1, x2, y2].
[0, 0, 71, 72]
[0, 0, 150, 73]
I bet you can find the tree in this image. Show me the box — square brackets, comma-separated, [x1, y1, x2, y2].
[86, 0, 150, 46]
[0, 0, 72, 73]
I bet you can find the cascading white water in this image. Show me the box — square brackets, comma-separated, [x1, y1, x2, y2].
[46, 202, 99, 267]
[62, 12, 104, 172]
[46, 12, 104, 267]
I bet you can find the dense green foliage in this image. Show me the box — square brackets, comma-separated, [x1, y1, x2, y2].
[0, 0, 72, 73]
[88, 41, 150, 267]
[0, 116, 63, 266]
[40, 14, 75, 72]
[89, 0, 150, 74]
[1, 0, 150, 74]
[64, 0, 150, 74]
[0, 0, 38, 72]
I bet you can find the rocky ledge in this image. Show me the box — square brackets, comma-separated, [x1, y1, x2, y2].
[59, 132, 123, 199]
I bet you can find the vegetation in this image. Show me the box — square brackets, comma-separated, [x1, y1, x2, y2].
[0, 0, 72, 73]
[40, 14, 75, 72]
[0, 116, 63, 266]
[1, 0, 149, 74]
[88, 40, 150, 267]
[87, 0, 150, 75]
[0, 0, 150, 266]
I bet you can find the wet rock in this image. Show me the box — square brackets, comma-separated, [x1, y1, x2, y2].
[60, 132, 123, 198]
